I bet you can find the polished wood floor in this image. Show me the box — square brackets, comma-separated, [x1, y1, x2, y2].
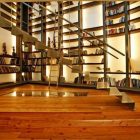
[0, 84, 140, 140]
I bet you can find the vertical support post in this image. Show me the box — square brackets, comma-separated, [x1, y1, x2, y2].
[124, 1, 130, 87]
[27, 4, 32, 81]
[40, 2, 46, 81]
[41, 6, 44, 81]
[16, 36, 23, 82]
[16, 3, 22, 83]
[102, 2, 107, 82]
[58, 1, 63, 83]
[78, 1, 83, 84]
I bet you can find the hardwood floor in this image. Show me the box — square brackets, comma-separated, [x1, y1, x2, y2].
[0, 84, 140, 140]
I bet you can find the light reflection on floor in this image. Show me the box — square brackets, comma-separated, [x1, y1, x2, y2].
[3, 91, 88, 97]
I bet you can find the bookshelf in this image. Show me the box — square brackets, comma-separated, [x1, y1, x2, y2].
[0, 1, 140, 91]
[103, 1, 140, 90]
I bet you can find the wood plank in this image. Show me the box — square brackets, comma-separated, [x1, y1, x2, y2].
[0, 84, 139, 139]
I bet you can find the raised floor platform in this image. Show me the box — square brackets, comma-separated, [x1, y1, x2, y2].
[0, 84, 140, 139]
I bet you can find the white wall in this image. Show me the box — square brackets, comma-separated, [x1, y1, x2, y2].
[0, 27, 16, 83]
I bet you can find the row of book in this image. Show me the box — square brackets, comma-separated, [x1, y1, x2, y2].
[22, 66, 36, 72]
[73, 57, 85, 64]
[106, 16, 125, 26]
[116, 78, 140, 88]
[22, 59, 37, 65]
[107, 24, 136, 35]
[23, 53, 41, 59]
[98, 77, 140, 88]
[0, 57, 19, 65]
[10, 58, 19, 65]
[0, 57, 6, 64]
[23, 58, 59, 65]
[95, 49, 104, 55]
[106, 1, 116, 7]
[106, 5, 124, 16]
[0, 66, 20, 73]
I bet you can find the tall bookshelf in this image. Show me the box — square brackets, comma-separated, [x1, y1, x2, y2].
[104, 1, 140, 90]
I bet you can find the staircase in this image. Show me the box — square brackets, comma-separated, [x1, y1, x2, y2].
[109, 87, 135, 110]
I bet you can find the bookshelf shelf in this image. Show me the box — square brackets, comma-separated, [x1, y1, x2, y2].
[0, 72, 20, 74]
[63, 26, 103, 36]
[0, 64, 20, 66]
[62, 44, 102, 50]
[72, 63, 104, 65]
[64, 54, 103, 57]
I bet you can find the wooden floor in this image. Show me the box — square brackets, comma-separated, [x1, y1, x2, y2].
[0, 84, 140, 140]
